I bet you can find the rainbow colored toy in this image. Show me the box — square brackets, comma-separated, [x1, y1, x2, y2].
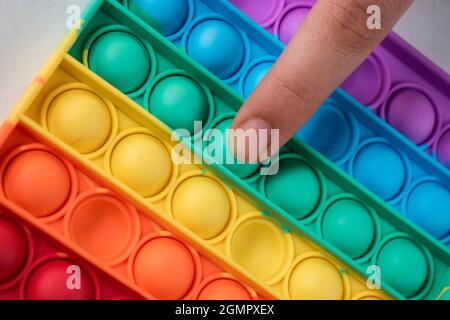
[1, 0, 449, 300]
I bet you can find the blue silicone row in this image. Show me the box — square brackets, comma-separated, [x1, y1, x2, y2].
[117, 0, 450, 247]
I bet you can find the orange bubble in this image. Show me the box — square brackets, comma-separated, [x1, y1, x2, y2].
[65, 190, 140, 265]
[130, 234, 200, 299]
[1, 146, 76, 220]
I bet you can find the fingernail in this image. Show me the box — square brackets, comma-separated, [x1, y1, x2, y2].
[229, 118, 272, 163]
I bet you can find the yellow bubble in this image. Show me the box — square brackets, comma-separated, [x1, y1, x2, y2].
[109, 133, 172, 198]
[46, 89, 114, 155]
[171, 176, 231, 240]
[287, 256, 345, 300]
[228, 215, 293, 283]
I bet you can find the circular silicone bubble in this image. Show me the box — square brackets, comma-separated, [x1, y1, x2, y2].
[207, 116, 260, 179]
[43, 85, 117, 157]
[108, 131, 174, 199]
[147, 72, 212, 136]
[274, 2, 313, 44]
[130, 234, 199, 299]
[340, 52, 391, 108]
[350, 139, 409, 202]
[319, 196, 378, 261]
[170, 175, 234, 242]
[297, 103, 358, 164]
[404, 179, 450, 240]
[375, 236, 431, 298]
[0, 216, 32, 288]
[86, 28, 153, 96]
[285, 254, 348, 300]
[227, 214, 293, 284]
[126, 0, 192, 38]
[65, 191, 140, 265]
[261, 156, 324, 221]
[436, 126, 450, 168]
[229, 0, 285, 27]
[184, 16, 249, 81]
[196, 275, 254, 300]
[21, 256, 99, 300]
[382, 84, 440, 145]
[1, 147, 75, 220]
[240, 58, 275, 98]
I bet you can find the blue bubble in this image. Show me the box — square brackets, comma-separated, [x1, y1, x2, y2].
[186, 18, 245, 79]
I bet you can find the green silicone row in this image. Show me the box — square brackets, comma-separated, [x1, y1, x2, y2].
[67, 0, 449, 300]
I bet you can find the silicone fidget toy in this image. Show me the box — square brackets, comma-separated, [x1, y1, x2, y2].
[6, 22, 389, 302]
[5, 0, 396, 301]
[115, 0, 450, 247]
[227, 0, 450, 228]
[52, 0, 450, 300]
[0, 121, 264, 300]
[2, 0, 449, 301]
[0, 208, 140, 300]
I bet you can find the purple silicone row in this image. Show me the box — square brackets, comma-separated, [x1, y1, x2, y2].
[229, 0, 450, 170]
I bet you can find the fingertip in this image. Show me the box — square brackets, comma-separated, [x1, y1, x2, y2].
[228, 117, 274, 163]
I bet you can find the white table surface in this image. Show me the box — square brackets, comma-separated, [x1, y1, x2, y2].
[1, 0, 449, 122]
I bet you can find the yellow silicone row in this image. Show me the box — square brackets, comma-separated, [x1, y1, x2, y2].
[9, 48, 390, 300]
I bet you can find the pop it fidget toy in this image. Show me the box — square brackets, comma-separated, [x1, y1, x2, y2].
[230, 0, 450, 241]
[116, 0, 450, 247]
[3, 0, 404, 300]
[0, 208, 140, 299]
[8, 31, 390, 301]
[45, 0, 449, 299]
[0, 120, 263, 300]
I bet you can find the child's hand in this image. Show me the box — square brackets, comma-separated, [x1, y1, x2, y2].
[231, 0, 412, 160]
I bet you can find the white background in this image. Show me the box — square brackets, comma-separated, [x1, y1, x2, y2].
[1, 0, 449, 122]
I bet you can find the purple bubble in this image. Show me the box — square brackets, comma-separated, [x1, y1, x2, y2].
[341, 52, 391, 109]
[274, 2, 313, 44]
[381, 83, 440, 145]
